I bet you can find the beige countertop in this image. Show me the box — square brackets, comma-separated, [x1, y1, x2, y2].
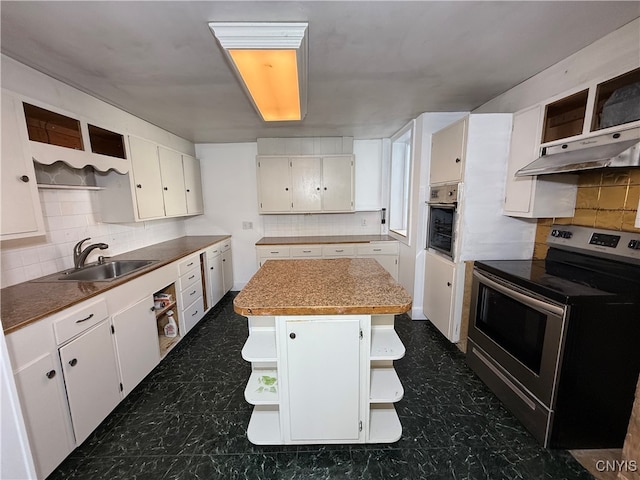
[255, 235, 397, 246]
[1, 235, 230, 334]
[233, 258, 412, 316]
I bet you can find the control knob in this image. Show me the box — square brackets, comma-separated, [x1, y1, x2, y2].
[628, 240, 640, 250]
[551, 229, 572, 239]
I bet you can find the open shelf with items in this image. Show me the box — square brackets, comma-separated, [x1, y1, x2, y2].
[245, 369, 279, 405]
[591, 67, 640, 132]
[154, 283, 181, 358]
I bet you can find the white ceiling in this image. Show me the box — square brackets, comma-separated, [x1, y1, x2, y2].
[1, 1, 639, 144]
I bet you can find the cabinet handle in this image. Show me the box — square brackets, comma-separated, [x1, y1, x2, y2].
[190, 290, 196, 296]
[150, 306, 156, 311]
[69, 358, 78, 367]
[136, 184, 142, 188]
[188, 274, 195, 280]
[455, 158, 461, 163]
[20, 175, 30, 183]
[447, 282, 452, 287]
[270, 251, 279, 254]
[76, 313, 94, 324]
[289, 332, 296, 339]
[335, 249, 344, 252]
[45, 370, 56, 379]
[187, 262, 194, 267]
[191, 310, 198, 316]
[373, 248, 382, 252]
[303, 250, 311, 253]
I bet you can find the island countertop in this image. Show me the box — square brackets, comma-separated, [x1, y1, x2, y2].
[233, 258, 412, 316]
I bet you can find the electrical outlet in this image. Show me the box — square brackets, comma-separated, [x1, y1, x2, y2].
[242, 221, 253, 230]
[361, 218, 367, 226]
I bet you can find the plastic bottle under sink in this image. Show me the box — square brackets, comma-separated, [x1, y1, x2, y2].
[164, 310, 177, 338]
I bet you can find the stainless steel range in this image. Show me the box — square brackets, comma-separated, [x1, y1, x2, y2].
[467, 224, 640, 449]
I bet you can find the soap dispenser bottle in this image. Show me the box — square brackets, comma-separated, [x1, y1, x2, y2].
[164, 310, 177, 338]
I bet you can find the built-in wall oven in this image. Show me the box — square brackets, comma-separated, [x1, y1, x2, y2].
[426, 183, 458, 259]
[467, 225, 640, 449]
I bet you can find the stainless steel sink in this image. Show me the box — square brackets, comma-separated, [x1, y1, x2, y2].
[32, 260, 159, 282]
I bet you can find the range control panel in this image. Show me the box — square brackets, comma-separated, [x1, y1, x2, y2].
[547, 225, 640, 264]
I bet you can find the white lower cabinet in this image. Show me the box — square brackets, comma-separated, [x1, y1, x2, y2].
[177, 254, 205, 334]
[242, 314, 404, 445]
[112, 296, 161, 396]
[206, 247, 225, 308]
[256, 242, 399, 280]
[423, 251, 464, 343]
[58, 320, 122, 444]
[221, 242, 234, 293]
[12, 353, 74, 479]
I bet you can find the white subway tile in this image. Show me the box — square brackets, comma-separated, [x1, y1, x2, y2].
[1, 251, 23, 271]
[1, 268, 26, 288]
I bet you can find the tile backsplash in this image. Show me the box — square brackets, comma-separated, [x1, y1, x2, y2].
[534, 168, 640, 258]
[1, 188, 186, 287]
[262, 211, 385, 237]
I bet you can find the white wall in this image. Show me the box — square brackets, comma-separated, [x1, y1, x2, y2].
[185, 140, 387, 290]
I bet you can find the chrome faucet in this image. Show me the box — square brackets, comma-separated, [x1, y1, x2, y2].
[73, 238, 109, 269]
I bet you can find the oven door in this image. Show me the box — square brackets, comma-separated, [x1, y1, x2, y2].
[467, 269, 566, 407]
[427, 203, 456, 259]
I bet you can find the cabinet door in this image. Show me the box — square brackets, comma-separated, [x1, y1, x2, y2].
[222, 249, 233, 293]
[182, 154, 204, 215]
[291, 156, 322, 212]
[285, 318, 361, 441]
[503, 106, 539, 214]
[158, 147, 187, 216]
[128, 136, 165, 219]
[423, 252, 455, 341]
[430, 118, 466, 184]
[59, 321, 121, 444]
[13, 353, 74, 479]
[112, 297, 160, 396]
[322, 155, 354, 211]
[257, 156, 291, 212]
[1, 92, 45, 239]
[206, 252, 224, 308]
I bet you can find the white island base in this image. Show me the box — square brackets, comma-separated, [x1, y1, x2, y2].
[241, 314, 405, 445]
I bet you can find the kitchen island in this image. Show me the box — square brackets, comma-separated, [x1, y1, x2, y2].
[233, 258, 411, 445]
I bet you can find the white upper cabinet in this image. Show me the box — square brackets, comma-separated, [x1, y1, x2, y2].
[321, 155, 354, 211]
[128, 136, 166, 219]
[158, 146, 187, 217]
[503, 106, 577, 218]
[257, 155, 354, 214]
[291, 157, 322, 212]
[183, 154, 204, 215]
[1, 91, 45, 240]
[257, 156, 292, 213]
[430, 117, 467, 185]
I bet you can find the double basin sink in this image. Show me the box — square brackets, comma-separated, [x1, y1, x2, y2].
[33, 260, 158, 283]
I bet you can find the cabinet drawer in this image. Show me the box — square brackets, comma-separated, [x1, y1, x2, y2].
[221, 240, 231, 252]
[356, 243, 399, 255]
[258, 246, 290, 258]
[290, 245, 322, 257]
[206, 245, 222, 259]
[178, 268, 201, 291]
[53, 298, 109, 345]
[180, 278, 203, 308]
[322, 244, 356, 257]
[178, 255, 199, 276]
[183, 296, 205, 333]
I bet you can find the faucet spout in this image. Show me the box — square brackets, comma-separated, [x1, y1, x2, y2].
[73, 238, 109, 269]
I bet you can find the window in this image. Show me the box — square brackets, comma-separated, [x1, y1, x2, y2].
[389, 121, 414, 242]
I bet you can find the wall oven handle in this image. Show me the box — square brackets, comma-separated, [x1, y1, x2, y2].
[473, 270, 565, 317]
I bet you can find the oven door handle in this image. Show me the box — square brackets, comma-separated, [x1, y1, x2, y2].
[474, 270, 565, 317]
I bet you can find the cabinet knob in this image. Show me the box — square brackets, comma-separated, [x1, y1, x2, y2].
[150, 306, 156, 311]
[69, 358, 78, 367]
[186, 189, 191, 192]
[210, 266, 214, 270]
[447, 282, 452, 287]
[164, 187, 168, 191]
[324, 187, 327, 190]
[136, 184, 142, 188]
[45, 370, 56, 379]
[285, 187, 289, 191]
[289, 332, 296, 339]
[316, 187, 320, 191]
[455, 158, 461, 163]
[20, 175, 30, 183]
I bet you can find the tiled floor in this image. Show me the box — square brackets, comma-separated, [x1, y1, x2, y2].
[47, 293, 594, 479]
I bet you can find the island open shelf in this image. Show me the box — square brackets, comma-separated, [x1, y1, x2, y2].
[234, 258, 411, 445]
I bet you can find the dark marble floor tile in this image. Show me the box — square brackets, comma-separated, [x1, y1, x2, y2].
[68, 412, 127, 458]
[49, 455, 140, 480]
[126, 381, 187, 413]
[178, 453, 299, 480]
[128, 455, 191, 480]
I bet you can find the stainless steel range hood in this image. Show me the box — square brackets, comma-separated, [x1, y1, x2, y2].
[515, 126, 640, 177]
